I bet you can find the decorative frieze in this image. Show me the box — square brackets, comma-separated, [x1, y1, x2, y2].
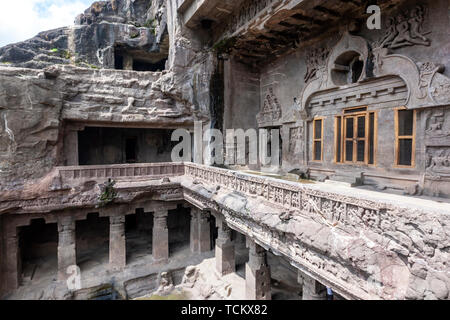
[184, 163, 386, 230]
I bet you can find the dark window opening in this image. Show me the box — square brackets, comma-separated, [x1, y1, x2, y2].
[350, 58, 364, 84]
[398, 139, 413, 166]
[115, 54, 124, 70]
[398, 110, 414, 136]
[133, 58, 167, 72]
[313, 119, 323, 161]
[125, 137, 138, 163]
[344, 107, 367, 114]
[335, 117, 342, 163]
[331, 51, 364, 86]
[396, 109, 415, 167]
[368, 113, 375, 165]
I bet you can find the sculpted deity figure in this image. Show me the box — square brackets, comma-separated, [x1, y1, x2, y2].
[379, 17, 397, 48]
[408, 6, 429, 43]
[378, 5, 431, 49]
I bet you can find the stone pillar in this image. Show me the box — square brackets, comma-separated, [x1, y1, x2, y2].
[190, 209, 199, 253]
[57, 216, 76, 280]
[5, 226, 20, 291]
[109, 215, 126, 271]
[190, 208, 211, 254]
[246, 239, 271, 300]
[153, 210, 169, 263]
[297, 269, 304, 299]
[198, 212, 211, 253]
[215, 219, 235, 275]
[302, 274, 327, 300]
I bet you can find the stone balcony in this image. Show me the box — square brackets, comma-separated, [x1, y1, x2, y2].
[1, 162, 449, 300]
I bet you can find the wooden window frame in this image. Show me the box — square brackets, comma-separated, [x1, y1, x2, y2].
[312, 117, 324, 162]
[368, 111, 378, 166]
[334, 116, 343, 163]
[394, 107, 416, 168]
[334, 106, 377, 165]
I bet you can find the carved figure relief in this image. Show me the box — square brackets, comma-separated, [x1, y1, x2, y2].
[425, 107, 450, 147]
[257, 87, 282, 127]
[304, 47, 330, 83]
[378, 5, 431, 49]
[426, 147, 450, 177]
[418, 62, 443, 99]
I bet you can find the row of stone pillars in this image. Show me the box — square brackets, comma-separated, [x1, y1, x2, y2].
[214, 219, 331, 300]
[215, 219, 271, 300]
[4, 206, 331, 299]
[57, 209, 173, 280]
[4, 204, 213, 293]
[3, 205, 187, 292]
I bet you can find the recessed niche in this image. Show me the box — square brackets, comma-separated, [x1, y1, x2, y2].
[331, 51, 364, 86]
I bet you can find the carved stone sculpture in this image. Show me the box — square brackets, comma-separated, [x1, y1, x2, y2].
[378, 5, 431, 49]
[257, 87, 282, 127]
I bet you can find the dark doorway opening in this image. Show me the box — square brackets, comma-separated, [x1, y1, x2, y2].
[76, 213, 109, 273]
[233, 230, 249, 280]
[114, 53, 124, 70]
[19, 219, 58, 285]
[168, 205, 191, 255]
[125, 210, 153, 264]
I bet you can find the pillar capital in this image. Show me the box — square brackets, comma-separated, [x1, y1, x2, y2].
[109, 215, 126, 225]
[57, 216, 75, 231]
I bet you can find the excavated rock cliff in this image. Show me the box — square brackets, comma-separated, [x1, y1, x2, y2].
[0, 0, 168, 70]
[0, 0, 215, 192]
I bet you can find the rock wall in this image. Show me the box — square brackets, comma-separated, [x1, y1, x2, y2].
[0, 0, 169, 70]
[0, 68, 63, 192]
[0, 0, 217, 193]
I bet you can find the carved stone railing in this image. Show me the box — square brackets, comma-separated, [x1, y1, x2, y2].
[184, 162, 389, 230]
[56, 163, 185, 186]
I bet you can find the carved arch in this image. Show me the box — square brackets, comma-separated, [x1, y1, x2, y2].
[298, 32, 450, 118]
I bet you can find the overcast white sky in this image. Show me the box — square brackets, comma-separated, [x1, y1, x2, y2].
[0, 0, 94, 47]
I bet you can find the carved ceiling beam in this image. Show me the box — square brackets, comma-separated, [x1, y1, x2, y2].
[313, 5, 342, 18]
